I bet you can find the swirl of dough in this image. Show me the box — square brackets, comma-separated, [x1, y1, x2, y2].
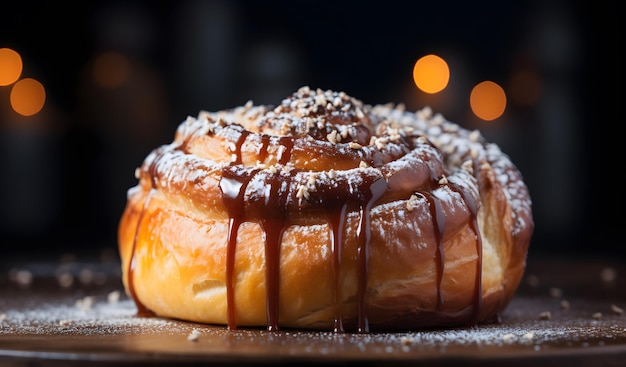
[118, 86, 533, 332]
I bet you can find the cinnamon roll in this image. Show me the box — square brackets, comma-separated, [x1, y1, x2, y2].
[117, 86, 534, 332]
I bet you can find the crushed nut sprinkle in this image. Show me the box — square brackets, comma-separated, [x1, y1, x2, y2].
[349, 142, 362, 149]
[296, 184, 310, 201]
[327, 130, 339, 144]
[406, 194, 420, 212]
[438, 176, 448, 185]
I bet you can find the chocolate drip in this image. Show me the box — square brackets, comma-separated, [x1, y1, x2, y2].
[219, 169, 259, 330]
[420, 191, 446, 309]
[354, 177, 388, 333]
[328, 204, 348, 333]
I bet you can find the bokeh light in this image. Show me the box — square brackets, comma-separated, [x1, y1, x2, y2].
[93, 51, 131, 89]
[509, 69, 542, 107]
[470, 80, 506, 121]
[412, 54, 450, 94]
[0, 48, 23, 86]
[10, 78, 46, 116]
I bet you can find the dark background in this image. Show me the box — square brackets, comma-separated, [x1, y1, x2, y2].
[0, 0, 622, 263]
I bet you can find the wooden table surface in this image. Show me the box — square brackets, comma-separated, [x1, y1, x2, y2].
[0, 256, 624, 366]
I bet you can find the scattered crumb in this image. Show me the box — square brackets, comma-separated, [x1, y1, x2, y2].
[592, 312, 602, 320]
[549, 287, 563, 298]
[611, 304, 624, 315]
[502, 333, 516, 342]
[11, 269, 33, 287]
[107, 290, 121, 304]
[560, 300, 570, 310]
[187, 329, 201, 342]
[539, 311, 551, 320]
[600, 267, 617, 283]
[59, 319, 74, 326]
[56, 272, 74, 288]
[79, 269, 94, 285]
[76, 296, 95, 312]
[526, 274, 539, 288]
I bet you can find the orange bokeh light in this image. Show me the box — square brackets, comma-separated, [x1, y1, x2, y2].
[93, 51, 131, 89]
[509, 69, 541, 107]
[10, 78, 46, 116]
[0, 48, 23, 87]
[470, 81, 506, 121]
[413, 54, 450, 94]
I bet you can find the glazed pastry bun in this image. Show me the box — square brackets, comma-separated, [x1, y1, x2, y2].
[118, 86, 534, 332]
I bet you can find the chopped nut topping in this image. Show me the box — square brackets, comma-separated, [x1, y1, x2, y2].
[359, 161, 368, 168]
[349, 142, 362, 149]
[355, 108, 365, 119]
[314, 93, 327, 106]
[327, 130, 339, 144]
[438, 176, 448, 185]
[461, 160, 474, 175]
[296, 184, 310, 200]
[406, 194, 419, 212]
[469, 130, 481, 142]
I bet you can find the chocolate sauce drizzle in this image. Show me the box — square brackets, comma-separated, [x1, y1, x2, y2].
[126, 109, 485, 332]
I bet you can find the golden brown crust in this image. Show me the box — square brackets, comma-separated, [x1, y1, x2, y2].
[118, 86, 533, 332]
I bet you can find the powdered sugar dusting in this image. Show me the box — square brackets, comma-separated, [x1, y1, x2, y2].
[1, 259, 625, 362]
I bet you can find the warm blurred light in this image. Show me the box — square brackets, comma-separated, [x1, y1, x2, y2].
[10, 78, 46, 116]
[509, 69, 542, 107]
[470, 81, 506, 121]
[93, 51, 131, 88]
[0, 48, 23, 86]
[413, 54, 449, 94]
